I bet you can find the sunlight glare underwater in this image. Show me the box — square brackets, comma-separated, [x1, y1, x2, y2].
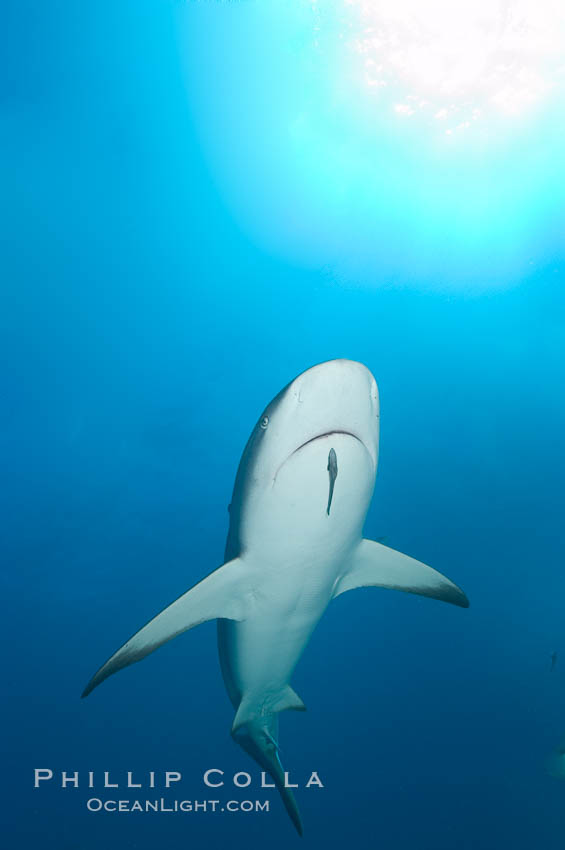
[181, 1, 565, 290]
[335, 0, 565, 132]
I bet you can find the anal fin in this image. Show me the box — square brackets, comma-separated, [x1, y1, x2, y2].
[232, 685, 306, 734]
[272, 685, 307, 715]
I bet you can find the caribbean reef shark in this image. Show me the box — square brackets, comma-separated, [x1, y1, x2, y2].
[82, 359, 469, 834]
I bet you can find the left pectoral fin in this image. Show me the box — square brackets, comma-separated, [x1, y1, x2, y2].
[333, 539, 469, 608]
[82, 557, 255, 698]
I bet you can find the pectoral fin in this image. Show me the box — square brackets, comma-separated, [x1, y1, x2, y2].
[82, 557, 255, 697]
[333, 539, 469, 608]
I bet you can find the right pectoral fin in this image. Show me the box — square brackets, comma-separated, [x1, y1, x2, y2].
[82, 557, 254, 698]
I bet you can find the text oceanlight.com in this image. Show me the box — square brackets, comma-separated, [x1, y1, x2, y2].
[87, 798, 270, 814]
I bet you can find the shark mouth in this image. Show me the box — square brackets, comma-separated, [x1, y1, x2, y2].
[272, 430, 367, 487]
[290, 430, 365, 457]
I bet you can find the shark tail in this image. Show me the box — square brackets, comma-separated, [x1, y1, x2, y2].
[231, 713, 303, 836]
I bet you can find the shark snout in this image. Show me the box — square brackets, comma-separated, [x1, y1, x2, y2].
[290, 361, 378, 419]
[287, 360, 379, 461]
[294, 359, 374, 396]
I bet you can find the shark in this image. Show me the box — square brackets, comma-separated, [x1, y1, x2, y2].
[82, 359, 469, 834]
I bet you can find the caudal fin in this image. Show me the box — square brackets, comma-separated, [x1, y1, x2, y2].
[232, 717, 303, 836]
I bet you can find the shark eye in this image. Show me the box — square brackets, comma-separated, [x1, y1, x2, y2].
[260, 415, 269, 430]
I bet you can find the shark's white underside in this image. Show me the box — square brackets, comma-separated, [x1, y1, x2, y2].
[82, 360, 468, 835]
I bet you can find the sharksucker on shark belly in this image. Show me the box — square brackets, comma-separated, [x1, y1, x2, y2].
[82, 359, 469, 835]
[327, 447, 338, 515]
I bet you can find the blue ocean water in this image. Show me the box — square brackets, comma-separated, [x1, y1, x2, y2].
[3, 2, 565, 847]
